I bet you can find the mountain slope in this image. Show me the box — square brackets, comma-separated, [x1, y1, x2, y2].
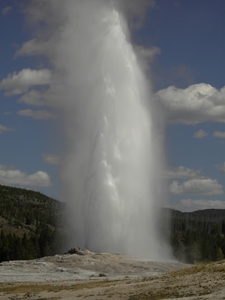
[0, 184, 66, 261]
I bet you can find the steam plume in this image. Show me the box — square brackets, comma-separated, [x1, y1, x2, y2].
[25, 0, 169, 259]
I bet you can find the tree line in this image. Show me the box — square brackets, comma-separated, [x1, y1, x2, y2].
[1, 184, 225, 263]
[0, 226, 66, 261]
[168, 209, 225, 263]
[0, 184, 67, 262]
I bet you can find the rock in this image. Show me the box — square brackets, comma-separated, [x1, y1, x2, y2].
[65, 247, 86, 255]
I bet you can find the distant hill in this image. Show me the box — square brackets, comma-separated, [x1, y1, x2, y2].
[0, 184, 67, 262]
[170, 208, 225, 222]
[162, 206, 225, 219]
[1, 184, 225, 264]
[0, 184, 65, 235]
[160, 208, 225, 263]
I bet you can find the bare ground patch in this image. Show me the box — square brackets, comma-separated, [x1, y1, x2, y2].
[1, 253, 225, 299]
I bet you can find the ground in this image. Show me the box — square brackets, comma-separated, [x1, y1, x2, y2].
[1, 250, 225, 299]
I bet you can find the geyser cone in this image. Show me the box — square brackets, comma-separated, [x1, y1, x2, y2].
[51, 1, 168, 259]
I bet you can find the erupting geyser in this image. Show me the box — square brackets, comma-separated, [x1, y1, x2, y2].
[52, 1, 168, 259]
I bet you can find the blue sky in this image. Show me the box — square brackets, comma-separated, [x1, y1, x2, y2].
[0, 0, 224, 211]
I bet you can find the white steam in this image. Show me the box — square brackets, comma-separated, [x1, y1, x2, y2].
[24, 1, 168, 259]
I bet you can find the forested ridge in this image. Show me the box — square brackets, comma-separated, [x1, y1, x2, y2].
[0, 184, 67, 262]
[1, 183, 225, 264]
[168, 208, 225, 263]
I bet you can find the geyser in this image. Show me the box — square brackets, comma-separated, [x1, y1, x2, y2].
[52, 1, 167, 259]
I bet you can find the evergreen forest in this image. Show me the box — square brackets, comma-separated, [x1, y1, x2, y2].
[0, 184, 67, 262]
[169, 208, 225, 263]
[1, 184, 225, 264]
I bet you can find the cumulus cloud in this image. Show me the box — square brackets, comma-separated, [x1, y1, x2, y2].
[18, 85, 63, 107]
[17, 109, 57, 120]
[164, 166, 202, 179]
[213, 131, 225, 138]
[15, 39, 50, 57]
[170, 199, 225, 212]
[194, 129, 208, 139]
[1, 6, 12, 15]
[18, 89, 49, 106]
[0, 164, 52, 187]
[155, 83, 225, 124]
[0, 124, 14, 134]
[0, 68, 51, 95]
[42, 153, 60, 165]
[170, 178, 224, 195]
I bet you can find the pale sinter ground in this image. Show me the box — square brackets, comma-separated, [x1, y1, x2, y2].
[1, 249, 225, 299]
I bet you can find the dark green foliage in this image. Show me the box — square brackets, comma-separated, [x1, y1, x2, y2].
[0, 185, 64, 227]
[167, 208, 225, 263]
[2, 184, 225, 264]
[0, 184, 67, 262]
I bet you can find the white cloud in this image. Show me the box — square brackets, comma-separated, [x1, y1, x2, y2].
[170, 199, 225, 212]
[42, 154, 60, 165]
[18, 86, 63, 107]
[0, 68, 51, 95]
[164, 166, 202, 179]
[17, 109, 57, 120]
[0, 164, 52, 187]
[15, 39, 50, 57]
[0, 124, 14, 134]
[170, 178, 224, 195]
[213, 131, 225, 138]
[193, 129, 208, 139]
[155, 83, 225, 124]
[18, 90, 47, 106]
[1, 6, 12, 15]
